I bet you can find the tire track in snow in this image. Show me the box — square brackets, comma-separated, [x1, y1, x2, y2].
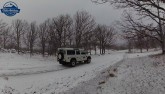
[0, 53, 125, 77]
[0, 65, 69, 77]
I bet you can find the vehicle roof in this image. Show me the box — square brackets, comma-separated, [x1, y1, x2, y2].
[58, 48, 84, 50]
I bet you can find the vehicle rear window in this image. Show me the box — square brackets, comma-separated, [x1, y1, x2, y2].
[67, 50, 75, 55]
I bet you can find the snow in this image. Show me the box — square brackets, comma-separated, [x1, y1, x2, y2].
[0, 53, 66, 77]
[126, 50, 161, 58]
[100, 55, 165, 94]
[61, 50, 163, 94]
[0, 50, 161, 94]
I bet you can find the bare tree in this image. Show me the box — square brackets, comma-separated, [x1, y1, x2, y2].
[48, 14, 73, 55]
[0, 20, 7, 47]
[90, 30, 98, 54]
[25, 22, 38, 56]
[92, 0, 165, 54]
[74, 11, 96, 48]
[62, 15, 73, 47]
[95, 24, 116, 54]
[23, 25, 30, 51]
[1, 27, 11, 49]
[136, 33, 145, 53]
[0, 20, 7, 35]
[38, 20, 49, 57]
[12, 19, 27, 54]
[67, 26, 74, 47]
[117, 11, 164, 52]
[53, 14, 73, 47]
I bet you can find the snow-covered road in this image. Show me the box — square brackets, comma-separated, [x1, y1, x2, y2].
[0, 52, 125, 94]
[0, 50, 161, 94]
[0, 52, 122, 77]
[0, 53, 71, 77]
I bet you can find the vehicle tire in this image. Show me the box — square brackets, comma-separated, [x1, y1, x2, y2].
[86, 57, 91, 64]
[70, 59, 76, 67]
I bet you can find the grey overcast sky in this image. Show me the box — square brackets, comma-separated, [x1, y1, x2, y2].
[0, 0, 123, 25]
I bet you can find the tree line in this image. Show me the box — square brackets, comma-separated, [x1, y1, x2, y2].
[0, 11, 116, 56]
[93, 0, 165, 54]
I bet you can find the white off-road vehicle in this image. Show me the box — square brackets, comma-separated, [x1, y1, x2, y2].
[57, 48, 91, 67]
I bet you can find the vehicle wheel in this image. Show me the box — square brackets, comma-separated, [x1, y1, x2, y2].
[86, 57, 91, 64]
[70, 59, 76, 67]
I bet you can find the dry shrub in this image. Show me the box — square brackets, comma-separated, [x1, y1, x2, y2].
[99, 81, 106, 85]
[113, 68, 117, 72]
[109, 73, 115, 77]
[4, 77, 8, 80]
[153, 62, 160, 67]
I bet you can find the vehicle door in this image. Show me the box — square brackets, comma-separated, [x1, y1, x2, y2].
[76, 50, 81, 61]
[81, 51, 87, 61]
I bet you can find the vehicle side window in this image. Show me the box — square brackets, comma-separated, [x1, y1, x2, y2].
[67, 50, 75, 55]
[76, 51, 80, 55]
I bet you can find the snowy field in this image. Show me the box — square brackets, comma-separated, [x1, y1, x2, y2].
[100, 55, 165, 94]
[61, 51, 163, 94]
[0, 50, 161, 94]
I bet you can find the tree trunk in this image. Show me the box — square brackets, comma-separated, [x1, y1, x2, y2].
[17, 39, 20, 54]
[140, 48, 143, 53]
[161, 41, 165, 54]
[102, 43, 104, 54]
[146, 37, 149, 52]
[128, 40, 132, 53]
[69, 39, 72, 47]
[100, 46, 101, 54]
[42, 45, 45, 57]
[30, 44, 33, 57]
[3, 38, 6, 49]
[94, 45, 97, 55]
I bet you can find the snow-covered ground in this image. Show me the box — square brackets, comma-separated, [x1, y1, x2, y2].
[0, 53, 67, 77]
[101, 54, 165, 94]
[61, 50, 163, 94]
[0, 50, 161, 94]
